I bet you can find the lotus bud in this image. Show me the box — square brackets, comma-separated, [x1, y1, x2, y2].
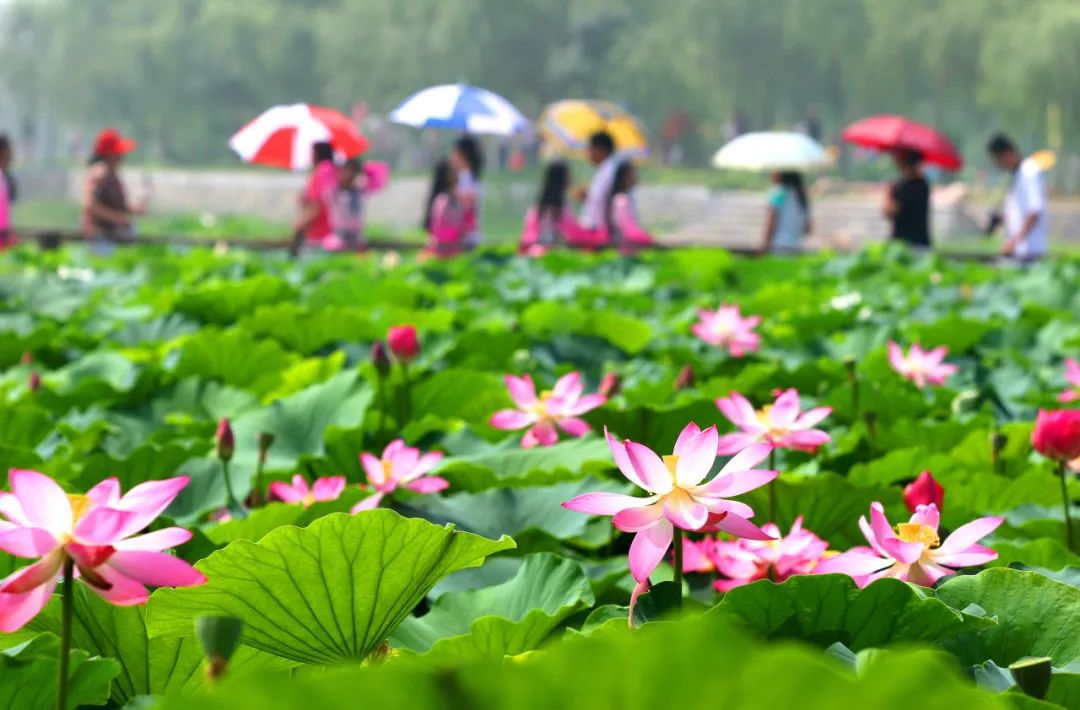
[215, 418, 235, 462]
[28, 372, 41, 392]
[257, 431, 275, 466]
[674, 365, 694, 390]
[1032, 409, 1080, 462]
[599, 372, 620, 398]
[903, 471, 944, 513]
[371, 341, 391, 376]
[196, 616, 243, 682]
[387, 325, 419, 362]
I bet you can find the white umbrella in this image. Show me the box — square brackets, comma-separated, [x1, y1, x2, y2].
[712, 131, 829, 172]
[390, 84, 529, 136]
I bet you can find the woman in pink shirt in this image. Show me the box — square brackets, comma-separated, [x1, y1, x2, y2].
[291, 141, 337, 254]
[604, 161, 653, 251]
[519, 161, 605, 256]
[0, 135, 12, 248]
[422, 159, 467, 258]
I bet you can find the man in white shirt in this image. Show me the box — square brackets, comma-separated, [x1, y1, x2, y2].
[576, 131, 619, 230]
[988, 133, 1048, 260]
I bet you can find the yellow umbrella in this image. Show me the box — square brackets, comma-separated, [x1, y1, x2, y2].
[1031, 149, 1056, 172]
[538, 100, 649, 157]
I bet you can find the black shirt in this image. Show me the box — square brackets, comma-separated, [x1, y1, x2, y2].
[890, 175, 931, 247]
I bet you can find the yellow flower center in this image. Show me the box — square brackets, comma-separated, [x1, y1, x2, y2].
[68, 494, 93, 523]
[380, 460, 394, 485]
[528, 390, 556, 418]
[662, 454, 680, 483]
[896, 522, 940, 548]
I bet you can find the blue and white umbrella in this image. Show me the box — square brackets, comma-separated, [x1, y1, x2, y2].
[390, 84, 529, 136]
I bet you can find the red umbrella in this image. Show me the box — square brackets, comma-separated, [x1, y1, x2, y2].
[841, 115, 963, 171]
[229, 104, 369, 171]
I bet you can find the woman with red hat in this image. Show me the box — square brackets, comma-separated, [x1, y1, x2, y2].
[81, 128, 143, 245]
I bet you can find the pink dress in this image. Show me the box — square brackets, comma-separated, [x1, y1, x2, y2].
[303, 160, 338, 243]
[519, 206, 607, 254]
[605, 194, 653, 246]
[426, 194, 467, 257]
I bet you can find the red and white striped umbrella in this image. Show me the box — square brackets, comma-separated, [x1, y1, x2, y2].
[229, 104, 369, 170]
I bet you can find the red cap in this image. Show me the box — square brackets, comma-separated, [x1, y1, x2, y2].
[93, 128, 137, 157]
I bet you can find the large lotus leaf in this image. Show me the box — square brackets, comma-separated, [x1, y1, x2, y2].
[40, 351, 140, 405]
[935, 567, 1080, 667]
[153, 610, 1007, 710]
[239, 304, 372, 355]
[0, 404, 54, 449]
[173, 327, 297, 396]
[28, 583, 290, 706]
[173, 274, 296, 325]
[149, 377, 260, 425]
[938, 469, 1068, 528]
[519, 301, 653, 354]
[147, 511, 515, 664]
[402, 477, 630, 550]
[734, 472, 901, 548]
[392, 553, 594, 658]
[235, 368, 371, 464]
[435, 436, 614, 492]
[989, 538, 1080, 571]
[0, 633, 120, 710]
[409, 368, 510, 426]
[710, 574, 993, 651]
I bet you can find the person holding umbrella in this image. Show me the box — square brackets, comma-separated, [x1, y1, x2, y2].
[291, 141, 338, 254]
[987, 133, 1048, 262]
[883, 148, 931, 249]
[449, 135, 485, 248]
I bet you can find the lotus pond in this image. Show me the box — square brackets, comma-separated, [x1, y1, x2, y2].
[0, 243, 1079, 709]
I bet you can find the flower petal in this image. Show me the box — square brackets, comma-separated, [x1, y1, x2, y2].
[551, 371, 583, 402]
[770, 389, 801, 428]
[113, 527, 192, 552]
[716, 393, 761, 431]
[613, 501, 666, 532]
[312, 476, 346, 502]
[557, 417, 592, 438]
[86, 478, 122, 507]
[628, 520, 673, 582]
[673, 422, 703, 455]
[489, 409, 534, 431]
[814, 551, 894, 577]
[567, 393, 606, 416]
[361, 453, 388, 487]
[563, 492, 653, 516]
[674, 426, 718, 487]
[605, 427, 651, 491]
[505, 374, 537, 409]
[106, 551, 206, 588]
[74, 507, 139, 545]
[625, 442, 675, 495]
[0, 574, 58, 632]
[8, 469, 72, 532]
[350, 492, 384, 513]
[715, 432, 762, 456]
[404, 476, 449, 494]
[269, 481, 305, 504]
[663, 495, 709, 531]
[0, 550, 64, 594]
[700, 469, 777, 499]
[0, 526, 58, 558]
[936, 516, 1004, 555]
[713, 513, 776, 541]
[85, 566, 149, 606]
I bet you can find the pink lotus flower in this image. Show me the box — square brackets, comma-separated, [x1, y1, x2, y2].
[1032, 409, 1080, 462]
[269, 475, 346, 507]
[489, 372, 607, 448]
[562, 423, 776, 584]
[692, 305, 761, 357]
[715, 388, 832, 455]
[814, 502, 1002, 587]
[903, 470, 944, 513]
[1059, 359, 1080, 403]
[887, 342, 957, 389]
[709, 516, 830, 591]
[681, 538, 718, 574]
[0, 470, 206, 632]
[351, 439, 447, 512]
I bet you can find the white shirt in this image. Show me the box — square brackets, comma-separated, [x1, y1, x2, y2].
[1005, 157, 1048, 258]
[581, 154, 621, 230]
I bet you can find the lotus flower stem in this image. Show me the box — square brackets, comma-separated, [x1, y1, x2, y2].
[672, 527, 683, 606]
[221, 459, 239, 513]
[768, 449, 778, 524]
[1061, 462, 1075, 552]
[56, 557, 74, 710]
